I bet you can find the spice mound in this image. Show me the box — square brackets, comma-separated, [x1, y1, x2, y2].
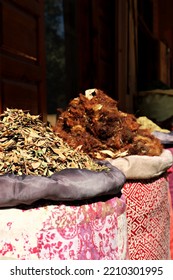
[0, 108, 106, 176]
[137, 116, 170, 133]
[54, 89, 163, 159]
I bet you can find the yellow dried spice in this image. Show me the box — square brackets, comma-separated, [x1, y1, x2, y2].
[0, 108, 108, 176]
[137, 116, 170, 133]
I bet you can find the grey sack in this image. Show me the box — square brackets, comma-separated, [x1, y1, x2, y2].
[0, 161, 126, 208]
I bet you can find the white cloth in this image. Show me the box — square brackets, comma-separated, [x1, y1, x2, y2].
[107, 149, 173, 179]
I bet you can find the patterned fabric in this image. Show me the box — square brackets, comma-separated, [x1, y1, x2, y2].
[165, 148, 173, 259]
[0, 195, 128, 260]
[167, 148, 173, 208]
[122, 177, 170, 260]
[168, 190, 173, 260]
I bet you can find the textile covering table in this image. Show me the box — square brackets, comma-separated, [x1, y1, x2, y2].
[0, 194, 128, 260]
[108, 149, 173, 259]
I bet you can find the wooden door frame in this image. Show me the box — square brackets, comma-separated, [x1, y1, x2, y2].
[0, 0, 47, 120]
[115, 0, 128, 111]
[115, 0, 137, 113]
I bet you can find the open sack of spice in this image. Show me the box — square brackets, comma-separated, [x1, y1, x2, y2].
[54, 88, 173, 177]
[0, 108, 126, 208]
[54, 88, 173, 259]
[137, 115, 173, 149]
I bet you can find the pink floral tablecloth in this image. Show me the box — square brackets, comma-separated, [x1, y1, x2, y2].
[0, 194, 128, 260]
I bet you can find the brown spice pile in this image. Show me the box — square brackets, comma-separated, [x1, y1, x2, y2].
[0, 108, 107, 176]
[54, 89, 163, 159]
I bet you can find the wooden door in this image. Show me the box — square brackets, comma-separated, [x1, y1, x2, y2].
[72, 0, 116, 99]
[0, 0, 46, 120]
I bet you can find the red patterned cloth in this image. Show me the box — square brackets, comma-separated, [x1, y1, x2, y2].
[168, 190, 173, 259]
[167, 148, 173, 208]
[0, 195, 128, 260]
[122, 176, 170, 260]
[165, 148, 173, 258]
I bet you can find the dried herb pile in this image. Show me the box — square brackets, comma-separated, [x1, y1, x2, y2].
[0, 108, 106, 176]
[54, 89, 163, 159]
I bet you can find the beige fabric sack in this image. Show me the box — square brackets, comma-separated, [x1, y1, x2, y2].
[107, 149, 173, 179]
